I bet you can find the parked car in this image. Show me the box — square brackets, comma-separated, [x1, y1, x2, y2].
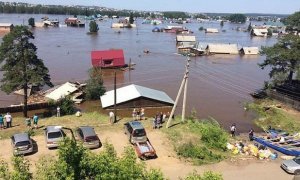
[75, 126, 101, 149]
[11, 133, 33, 155]
[124, 121, 147, 144]
[281, 156, 300, 174]
[44, 126, 65, 149]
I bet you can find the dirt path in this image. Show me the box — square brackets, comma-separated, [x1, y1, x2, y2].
[0, 128, 292, 180]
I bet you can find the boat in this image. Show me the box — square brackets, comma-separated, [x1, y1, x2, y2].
[253, 136, 300, 156]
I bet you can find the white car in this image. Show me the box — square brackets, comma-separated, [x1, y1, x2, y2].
[281, 156, 300, 174]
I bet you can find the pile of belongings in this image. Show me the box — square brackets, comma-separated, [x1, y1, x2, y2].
[226, 142, 278, 160]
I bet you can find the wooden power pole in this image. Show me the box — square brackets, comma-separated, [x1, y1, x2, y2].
[166, 57, 191, 128]
[114, 70, 117, 123]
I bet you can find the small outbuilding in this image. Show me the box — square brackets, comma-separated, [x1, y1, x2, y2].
[205, 28, 219, 33]
[91, 49, 125, 68]
[240, 47, 259, 55]
[100, 84, 174, 109]
[176, 35, 196, 44]
[251, 28, 268, 37]
[206, 43, 239, 55]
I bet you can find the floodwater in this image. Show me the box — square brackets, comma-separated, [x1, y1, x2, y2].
[0, 14, 277, 132]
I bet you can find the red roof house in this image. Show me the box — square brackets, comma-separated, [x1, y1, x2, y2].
[91, 49, 125, 68]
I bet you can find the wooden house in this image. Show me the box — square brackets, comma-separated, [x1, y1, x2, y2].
[206, 43, 239, 55]
[91, 49, 125, 68]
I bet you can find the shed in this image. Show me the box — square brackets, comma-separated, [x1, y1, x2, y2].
[251, 28, 268, 37]
[91, 49, 125, 68]
[0, 23, 13, 32]
[176, 35, 196, 43]
[240, 47, 259, 55]
[206, 43, 239, 54]
[100, 84, 174, 109]
[205, 28, 219, 33]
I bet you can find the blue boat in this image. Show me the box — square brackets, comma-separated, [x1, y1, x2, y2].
[253, 136, 300, 156]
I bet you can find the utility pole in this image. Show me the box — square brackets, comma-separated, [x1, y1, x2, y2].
[114, 70, 117, 123]
[166, 57, 191, 128]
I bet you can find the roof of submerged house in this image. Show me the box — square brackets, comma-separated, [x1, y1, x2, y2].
[91, 49, 124, 60]
[207, 43, 239, 54]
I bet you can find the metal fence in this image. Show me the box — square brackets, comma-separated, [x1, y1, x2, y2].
[267, 90, 300, 111]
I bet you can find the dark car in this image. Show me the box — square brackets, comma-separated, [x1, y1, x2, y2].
[75, 126, 101, 149]
[124, 121, 147, 144]
[11, 133, 33, 155]
[44, 126, 65, 149]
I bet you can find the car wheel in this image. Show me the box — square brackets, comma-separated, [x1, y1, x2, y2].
[295, 169, 300, 175]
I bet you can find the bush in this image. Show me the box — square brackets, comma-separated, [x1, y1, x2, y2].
[28, 17, 35, 27]
[89, 20, 99, 33]
[57, 96, 76, 116]
[185, 170, 223, 180]
[199, 26, 204, 31]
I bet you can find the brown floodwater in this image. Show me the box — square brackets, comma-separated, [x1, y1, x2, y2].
[0, 14, 277, 132]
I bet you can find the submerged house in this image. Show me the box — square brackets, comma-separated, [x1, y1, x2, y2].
[65, 18, 85, 27]
[176, 35, 196, 44]
[206, 43, 239, 55]
[205, 28, 219, 33]
[91, 49, 125, 68]
[251, 28, 268, 37]
[240, 47, 259, 55]
[0, 23, 13, 32]
[100, 84, 174, 109]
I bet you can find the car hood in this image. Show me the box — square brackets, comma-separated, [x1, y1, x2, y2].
[282, 159, 300, 168]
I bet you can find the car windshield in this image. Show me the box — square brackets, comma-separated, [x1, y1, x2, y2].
[48, 132, 62, 139]
[133, 129, 146, 137]
[293, 157, 300, 165]
[16, 141, 30, 147]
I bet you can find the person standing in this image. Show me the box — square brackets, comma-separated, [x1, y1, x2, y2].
[132, 108, 137, 120]
[136, 109, 141, 120]
[57, 106, 60, 117]
[0, 114, 3, 130]
[25, 117, 31, 129]
[140, 108, 145, 120]
[249, 128, 254, 141]
[230, 123, 236, 137]
[33, 114, 39, 129]
[4, 112, 12, 128]
[109, 111, 115, 124]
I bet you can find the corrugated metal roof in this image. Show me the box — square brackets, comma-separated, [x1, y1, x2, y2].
[45, 82, 79, 101]
[252, 28, 268, 36]
[91, 49, 124, 60]
[207, 43, 239, 54]
[100, 84, 174, 108]
[176, 35, 196, 42]
[241, 47, 259, 55]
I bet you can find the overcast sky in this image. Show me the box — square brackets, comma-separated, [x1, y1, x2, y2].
[5, 0, 300, 14]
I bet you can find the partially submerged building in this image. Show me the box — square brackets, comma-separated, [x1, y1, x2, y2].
[65, 18, 85, 27]
[205, 28, 219, 33]
[0, 23, 13, 32]
[176, 35, 196, 44]
[100, 84, 174, 109]
[240, 47, 259, 55]
[206, 43, 239, 55]
[251, 28, 268, 37]
[91, 49, 125, 68]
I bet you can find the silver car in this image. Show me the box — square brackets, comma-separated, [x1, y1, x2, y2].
[11, 133, 33, 155]
[44, 126, 65, 149]
[124, 121, 147, 144]
[281, 156, 300, 174]
[75, 126, 101, 149]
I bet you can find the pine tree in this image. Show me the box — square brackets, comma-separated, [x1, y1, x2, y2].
[0, 26, 53, 117]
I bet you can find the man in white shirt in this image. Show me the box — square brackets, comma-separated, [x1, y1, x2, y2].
[109, 111, 114, 124]
[4, 112, 12, 128]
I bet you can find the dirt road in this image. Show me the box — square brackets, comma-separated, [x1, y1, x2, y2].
[0, 128, 292, 180]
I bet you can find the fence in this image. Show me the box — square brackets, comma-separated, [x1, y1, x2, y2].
[267, 90, 300, 111]
[0, 102, 51, 114]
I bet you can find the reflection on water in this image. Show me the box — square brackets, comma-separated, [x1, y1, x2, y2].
[0, 14, 277, 132]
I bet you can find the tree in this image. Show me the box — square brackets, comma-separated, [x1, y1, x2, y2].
[129, 12, 134, 24]
[260, 34, 300, 86]
[267, 28, 273, 36]
[284, 11, 300, 33]
[84, 67, 106, 100]
[228, 14, 246, 23]
[247, 22, 252, 31]
[28, 17, 35, 27]
[89, 20, 99, 33]
[220, 20, 224, 27]
[57, 96, 76, 116]
[0, 26, 53, 117]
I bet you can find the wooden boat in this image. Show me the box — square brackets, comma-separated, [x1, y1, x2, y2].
[253, 136, 300, 156]
[134, 140, 156, 160]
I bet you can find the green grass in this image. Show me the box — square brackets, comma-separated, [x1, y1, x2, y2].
[246, 100, 300, 133]
[162, 118, 229, 165]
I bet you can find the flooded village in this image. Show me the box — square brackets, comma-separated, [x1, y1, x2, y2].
[0, 1, 300, 180]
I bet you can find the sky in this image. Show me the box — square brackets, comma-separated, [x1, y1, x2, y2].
[5, 0, 300, 14]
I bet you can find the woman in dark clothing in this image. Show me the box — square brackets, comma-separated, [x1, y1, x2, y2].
[249, 128, 254, 141]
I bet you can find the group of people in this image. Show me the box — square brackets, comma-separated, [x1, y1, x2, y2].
[153, 112, 169, 129]
[25, 114, 39, 129]
[230, 123, 254, 141]
[132, 108, 145, 121]
[0, 112, 12, 129]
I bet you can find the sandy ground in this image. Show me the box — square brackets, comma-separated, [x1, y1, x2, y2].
[0, 128, 293, 180]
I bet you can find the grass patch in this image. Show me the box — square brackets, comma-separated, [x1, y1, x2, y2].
[162, 118, 229, 165]
[246, 100, 300, 133]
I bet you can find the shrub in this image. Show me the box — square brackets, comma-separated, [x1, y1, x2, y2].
[89, 20, 99, 33]
[57, 96, 76, 115]
[199, 26, 204, 31]
[185, 170, 223, 180]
